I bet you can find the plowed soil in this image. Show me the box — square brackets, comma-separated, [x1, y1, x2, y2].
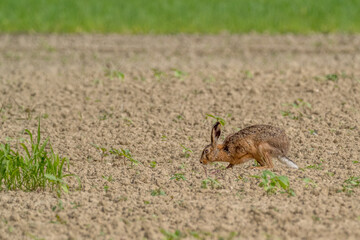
[0, 34, 360, 240]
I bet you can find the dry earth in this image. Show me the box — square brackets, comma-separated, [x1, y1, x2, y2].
[0, 34, 360, 240]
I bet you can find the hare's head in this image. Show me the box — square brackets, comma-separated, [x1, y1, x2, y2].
[199, 122, 221, 165]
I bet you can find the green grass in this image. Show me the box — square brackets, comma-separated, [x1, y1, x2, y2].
[0, 0, 360, 34]
[252, 170, 295, 196]
[0, 120, 77, 196]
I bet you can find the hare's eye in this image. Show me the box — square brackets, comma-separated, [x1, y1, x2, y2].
[204, 149, 209, 154]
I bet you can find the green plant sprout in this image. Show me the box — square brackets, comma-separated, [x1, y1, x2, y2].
[0, 119, 79, 196]
[170, 173, 186, 181]
[180, 144, 193, 158]
[160, 229, 183, 240]
[205, 114, 226, 126]
[306, 162, 323, 170]
[105, 69, 125, 81]
[172, 68, 187, 79]
[303, 178, 317, 188]
[201, 177, 222, 189]
[281, 98, 311, 120]
[91, 144, 109, 159]
[152, 68, 165, 81]
[109, 148, 139, 166]
[150, 161, 157, 168]
[252, 170, 295, 196]
[102, 175, 113, 182]
[309, 129, 318, 135]
[325, 74, 339, 82]
[341, 176, 360, 195]
[151, 188, 166, 196]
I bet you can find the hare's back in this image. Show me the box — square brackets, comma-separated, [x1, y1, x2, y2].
[227, 125, 289, 150]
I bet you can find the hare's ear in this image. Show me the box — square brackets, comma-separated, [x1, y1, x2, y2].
[211, 122, 221, 147]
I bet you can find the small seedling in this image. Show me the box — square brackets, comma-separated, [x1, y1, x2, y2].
[309, 129, 318, 135]
[303, 178, 317, 188]
[353, 161, 359, 164]
[152, 68, 165, 81]
[326, 74, 339, 82]
[170, 173, 186, 181]
[70, 202, 81, 209]
[150, 161, 157, 168]
[205, 114, 226, 126]
[280, 110, 299, 120]
[252, 170, 295, 196]
[201, 177, 222, 189]
[51, 200, 64, 211]
[102, 175, 113, 182]
[180, 144, 193, 158]
[172, 69, 187, 79]
[105, 69, 125, 81]
[342, 176, 360, 195]
[160, 229, 183, 240]
[109, 148, 140, 166]
[244, 70, 254, 79]
[151, 188, 166, 196]
[306, 163, 323, 170]
[92, 144, 109, 159]
[291, 98, 312, 108]
[104, 185, 109, 192]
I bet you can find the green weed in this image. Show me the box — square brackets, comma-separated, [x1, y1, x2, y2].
[201, 177, 222, 189]
[172, 69, 187, 79]
[325, 74, 339, 82]
[152, 68, 165, 81]
[205, 114, 226, 126]
[170, 173, 186, 181]
[150, 161, 157, 168]
[0, 120, 78, 196]
[252, 170, 295, 196]
[309, 129, 318, 135]
[306, 163, 323, 170]
[151, 188, 166, 196]
[303, 178, 317, 188]
[105, 69, 125, 81]
[180, 144, 192, 158]
[341, 176, 360, 195]
[102, 175, 113, 182]
[160, 229, 183, 240]
[281, 98, 311, 120]
[51, 200, 64, 211]
[92, 145, 140, 166]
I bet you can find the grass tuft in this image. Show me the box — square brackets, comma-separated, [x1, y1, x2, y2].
[252, 170, 295, 196]
[0, 120, 78, 196]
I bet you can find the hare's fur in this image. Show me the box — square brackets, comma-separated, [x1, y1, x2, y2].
[200, 122, 298, 169]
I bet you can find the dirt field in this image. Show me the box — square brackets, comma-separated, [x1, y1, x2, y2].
[0, 34, 360, 240]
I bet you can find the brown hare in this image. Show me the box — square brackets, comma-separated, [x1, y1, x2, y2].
[199, 122, 298, 170]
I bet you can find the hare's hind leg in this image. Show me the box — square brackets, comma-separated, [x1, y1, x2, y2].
[252, 143, 274, 169]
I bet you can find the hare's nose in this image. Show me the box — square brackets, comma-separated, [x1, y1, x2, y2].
[200, 159, 204, 164]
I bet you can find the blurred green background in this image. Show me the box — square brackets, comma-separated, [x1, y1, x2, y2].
[1, 0, 359, 34]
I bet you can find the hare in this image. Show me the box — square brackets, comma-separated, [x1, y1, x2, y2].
[199, 122, 298, 170]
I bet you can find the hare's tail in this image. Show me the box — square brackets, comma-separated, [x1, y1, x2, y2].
[277, 156, 298, 169]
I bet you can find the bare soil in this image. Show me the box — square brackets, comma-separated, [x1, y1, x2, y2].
[0, 34, 360, 240]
